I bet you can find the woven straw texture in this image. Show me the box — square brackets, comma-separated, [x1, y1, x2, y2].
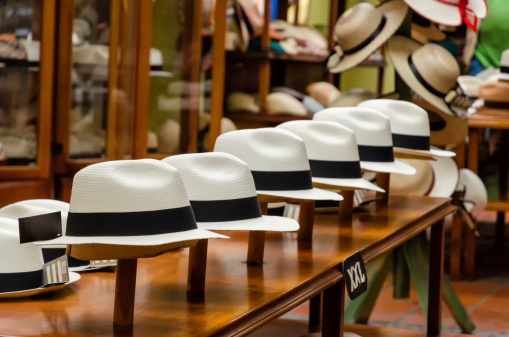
[0, 225, 43, 273]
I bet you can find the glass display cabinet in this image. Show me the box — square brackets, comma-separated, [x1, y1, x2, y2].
[0, 0, 56, 206]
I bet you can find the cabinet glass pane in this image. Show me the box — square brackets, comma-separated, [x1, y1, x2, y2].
[0, 0, 41, 166]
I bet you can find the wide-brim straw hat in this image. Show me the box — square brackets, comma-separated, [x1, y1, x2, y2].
[0, 224, 81, 298]
[389, 159, 434, 196]
[214, 128, 343, 201]
[428, 147, 459, 198]
[327, 0, 408, 73]
[35, 159, 227, 247]
[473, 81, 509, 114]
[313, 107, 416, 175]
[164, 153, 299, 231]
[387, 36, 461, 116]
[358, 99, 455, 158]
[277, 120, 384, 192]
[404, 0, 487, 27]
[456, 169, 487, 218]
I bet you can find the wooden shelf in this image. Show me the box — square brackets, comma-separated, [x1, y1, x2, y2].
[225, 110, 313, 125]
[0, 196, 454, 336]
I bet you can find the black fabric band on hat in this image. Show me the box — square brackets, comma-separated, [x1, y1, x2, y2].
[66, 206, 198, 237]
[392, 133, 430, 151]
[344, 16, 387, 55]
[251, 170, 313, 191]
[407, 55, 447, 99]
[190, 196, 262, 223]
[358, 145, 394, 162]
[309, 160, 362, 179]
[412, 14, 432, 27]
[150, 65, 163, 71]
[483, 100, 509, 109]
[42, 248, 90, 267]
[0, 269, 43, 293]
[501, 66, 509, 74]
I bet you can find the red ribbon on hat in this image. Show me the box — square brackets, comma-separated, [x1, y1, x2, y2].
[435, 0, 479, 32]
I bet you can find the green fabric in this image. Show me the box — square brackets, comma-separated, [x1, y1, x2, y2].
[475, 0, 509, 68]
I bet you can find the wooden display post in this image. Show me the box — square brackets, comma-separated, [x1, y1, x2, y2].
[187, 240, 209, 295]
[376, 172, 391, 207]
[113, 259, 138, 329]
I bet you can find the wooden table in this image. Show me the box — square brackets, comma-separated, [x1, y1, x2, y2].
[0, 196, 455, 337]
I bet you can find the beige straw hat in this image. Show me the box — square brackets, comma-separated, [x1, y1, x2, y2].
[387, 36, 461, 116]
[327, 0, 408, 73]
[411, 14, 446, 43]
[389, 159, 434, 196]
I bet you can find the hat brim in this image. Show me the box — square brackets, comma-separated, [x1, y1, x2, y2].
[328, 0, 408, 73]
[405, 0, 486, 26]
[387, 36, 455, 116]
[257, 188, 344, 201]
[457, 169, 487, 218]
[411, 23, 446, 41]
[198, 215, 299, 232]
[33, 228, 228, 246]
[394, 146, 456, 158]
[312, 176, 385, 192]
[428, 155, 459, 198]
[0, 272, 81, 298]
[150, 71, 173, 78]
[361, 160, 417, 175]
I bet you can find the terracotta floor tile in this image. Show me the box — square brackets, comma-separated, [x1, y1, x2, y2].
[480, 286, 509, 311]
[288, 302, 309, 316]
[469, 308, 509, 333]
[450, 280, 501, 306]
[373, 298, 417, 312]
[368, 308, 406, 323]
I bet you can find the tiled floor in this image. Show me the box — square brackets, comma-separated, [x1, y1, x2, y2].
[250, 211, 509, 337]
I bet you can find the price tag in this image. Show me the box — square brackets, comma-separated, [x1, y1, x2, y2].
[342, 251, 367, 300]
[43, 255, 69, 286]
[19, 211, 62, 244]
[90, 260, 117, 268]
[283, 203, 300, 221]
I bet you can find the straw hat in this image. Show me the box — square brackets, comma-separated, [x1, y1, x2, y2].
[313, 107, 416, 175]
[403, 0, 487, 28]
[387, 36, 461, 116]
[149, 48, 172, 78]
[227, 92, 259, 114]
[34, 159, 227, 247]
[267, 92, 308, 116]
[0, 223, 80, 298]
[164, 152, 299, 231]
[499, 49, 509, 81]
[473, 81, 509, 114]
[214, 128, 344, 201]
[73, 45, 109, 65]
[389, 159, 434, 196]
[306, 82, 341, 107]
[456, 169, 487, 218]
[277, 120, 384, 192]
[358, 99, 455, 158]
[428, 147, 459, 198]
[327, 0, 408, 73]
[411, 14, 446, 42]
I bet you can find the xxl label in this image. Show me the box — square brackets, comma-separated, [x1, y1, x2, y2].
[342, 251, 367, 300]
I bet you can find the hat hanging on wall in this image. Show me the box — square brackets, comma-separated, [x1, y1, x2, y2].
[456, 169, 488, 218]
[313, 107, 416, 175]
[358, 99, 455, 158]
[403, 0, 487, 31]
[164, 152, 299, 231]
[387, 36, 462, 116]
[327, 0, 408, 73]
[0, 223, 80, 298]
[34, 159, 227, 248]
[428, 147, 459, 198]
[214, 128, 343, 201]
[389, 159, 434, 196]
[0, 200, 97, 272]
[411, 14, 446, 43]
[276, 120, 384, 192]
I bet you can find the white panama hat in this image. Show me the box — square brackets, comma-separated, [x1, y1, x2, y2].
[358, 99, 455, 158]
[387, 36, 462, 116]
[456, 169, 487, 218]
[0, 200, 106, 272]
[498, 49, 509, 81]
[403, 0, 487, 28]
[214, 128, 343, 201]
[35, 159, 227, 247]
[0, 222, 80, 298]
[327, 0, 408, 73]
[276, 120, 384, 192]
[428, 147, 459, 198]
[164, 152, 299, 231]
[313, 107, 416, 175]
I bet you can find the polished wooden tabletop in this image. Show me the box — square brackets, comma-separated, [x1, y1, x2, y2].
[468, 110, 509, 129]
[0, 196, 454, 337]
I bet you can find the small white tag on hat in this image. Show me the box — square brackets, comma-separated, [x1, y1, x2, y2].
[43, 255, 69, 286]
[283, 203, 300, 221]
[89, 259, 117, 268]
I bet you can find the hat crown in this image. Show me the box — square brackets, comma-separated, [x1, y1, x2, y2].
[412, 44, 459, 94]
[69, 159, 190, 213]
[163, 153, 257, 201]
[277, 120, 360, 162]
[335, 3, 383, 51]
[358, 99, 430, 136]
[214, 128, 311, 172]
[0, 225, 43, 273]
[0, 200, 70, 234]
[501, 49, 509, 69]
[313, 107, 393, 146]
